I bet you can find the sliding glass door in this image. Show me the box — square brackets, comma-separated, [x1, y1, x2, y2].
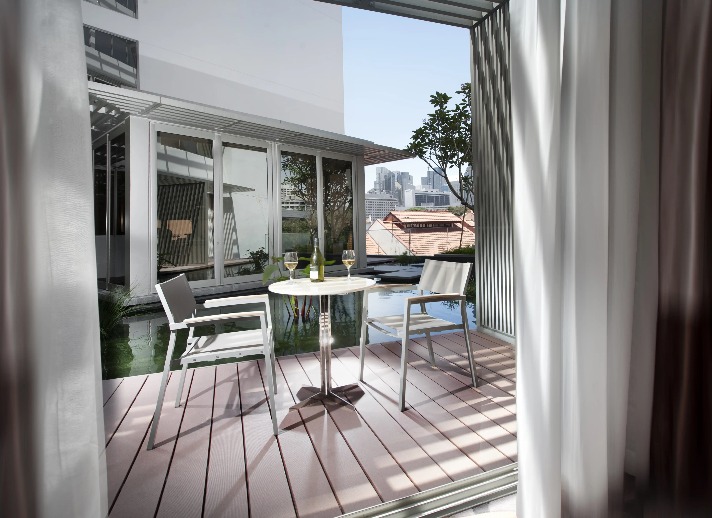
[280, 150, 318, 256]
[93, 125, 127, 288]
[156, 131, 215, 284]
[322, 156, 354, 264]
[222, 139, 272, 282]
[150, 128, 357, 291]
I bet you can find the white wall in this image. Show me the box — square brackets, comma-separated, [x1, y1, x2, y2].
[82, 0, 344, 133]
[128, 117, 152, 296]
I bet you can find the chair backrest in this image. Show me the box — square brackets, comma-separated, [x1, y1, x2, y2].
[418, 259, 472, 295]
[155, 274, 198, 326]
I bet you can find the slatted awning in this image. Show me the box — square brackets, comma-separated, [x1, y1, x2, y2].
[314, 0, 501, 28]
[88, 82, 412, 166]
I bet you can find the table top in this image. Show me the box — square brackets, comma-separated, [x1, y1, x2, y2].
[268, 276, 375, 296]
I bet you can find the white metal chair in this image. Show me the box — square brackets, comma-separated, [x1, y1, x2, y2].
[359, 259, 478, 411]
[148, 274, 278, 450]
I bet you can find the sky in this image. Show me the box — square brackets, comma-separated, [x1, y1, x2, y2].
[341, 9, 472, 190]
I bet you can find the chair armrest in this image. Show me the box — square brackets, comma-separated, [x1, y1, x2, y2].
[202, 294, 268, 309]
[406, 293, 465, 306]
[178, 310, 265, 329]
[366, 283, 418, 293]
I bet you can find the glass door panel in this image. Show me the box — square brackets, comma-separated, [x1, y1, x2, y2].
[94, 143, 108, 287]
[156, 132, 215, 283]
[322, 157, 354, 265]
[222, 142, 270, 280]
[281, 151, 318, 257]
[108, 132, 126, 286]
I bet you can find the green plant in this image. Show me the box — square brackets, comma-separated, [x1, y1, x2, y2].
[395, 251, 420, 265]
[262, 256, 289, 284]
[406, 83, 474, 212]
[247, 247, 269, 273]
[98, 287, 141, 342]
[440, 246, 475, 255]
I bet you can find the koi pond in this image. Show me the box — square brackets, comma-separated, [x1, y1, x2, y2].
[101, 288, 476, 380]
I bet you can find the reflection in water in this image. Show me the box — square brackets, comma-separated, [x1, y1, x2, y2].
[100, 288, 475, 380]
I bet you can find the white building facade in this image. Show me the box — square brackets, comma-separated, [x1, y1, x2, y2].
[82, 0, 345, 132]
[86, 0, 408, 299]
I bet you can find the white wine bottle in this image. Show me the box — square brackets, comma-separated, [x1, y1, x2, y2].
[310, 238, 325, 282]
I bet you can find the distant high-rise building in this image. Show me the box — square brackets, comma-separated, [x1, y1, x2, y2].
[375, 167, 396, 193]
[365, 193, 398, 220]
[376, 167, 414, 205]
[421, 167, 446, 191]
[411, 188, 451, 208]
[430, 168, 446, 191]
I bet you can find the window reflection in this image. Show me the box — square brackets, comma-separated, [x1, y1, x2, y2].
[322, 157, 354, 264]
[281, 152, 317, 255]
[156, 132, 214, 282]
[223, 143, 270, 279]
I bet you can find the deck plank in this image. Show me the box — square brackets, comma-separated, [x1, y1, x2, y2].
[103, 378, 123, 406]
[426, 338, 518, 407]
[425, 336, 516, 396]
[203, 364, 249, 518]
[156, 366, 215, 518]
[102, 332, 517, 518]
[333, 348, 482, 482]
[469, 331, 516, 359]
[312, 355, 434, 502]
[104, 373, 164, 507]
[417, 336, 517, 407]
[268, 359, 343, 518]
[409, 339, 517, 435]
[238, 361, 297, 518]
[279, 356, 383, 513]
[110, 371, 188, 517]
[380, 342, 518, 462]
[361, 345, 512, 472]
[103, 375, 147, 445]
[441, 334, 516, 380]
[327, 351, 453, 493]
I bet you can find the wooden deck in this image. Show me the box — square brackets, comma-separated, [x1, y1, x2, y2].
[103, 331, 517, 517]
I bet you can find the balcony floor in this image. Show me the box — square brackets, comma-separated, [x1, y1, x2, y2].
[103, 331, 517, 517]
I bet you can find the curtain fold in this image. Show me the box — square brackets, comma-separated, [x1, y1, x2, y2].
[649, 1, 712, 513]
[511, 0, 660, 515]
[0, 0, 107, 516]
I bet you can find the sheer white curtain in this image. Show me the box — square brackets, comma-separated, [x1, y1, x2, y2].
[510, 0, 662, 515]
[0, 0, 107, 516]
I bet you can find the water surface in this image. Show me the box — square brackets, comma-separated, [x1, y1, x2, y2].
[101, 289, 475, 380]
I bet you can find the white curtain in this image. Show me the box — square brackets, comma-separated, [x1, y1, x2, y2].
[0, 0, 107, 516]
[510, 0, 662, 515]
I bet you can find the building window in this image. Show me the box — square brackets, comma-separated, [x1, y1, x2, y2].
[281, 152, 318, 255]
[84, 25, 138, 88]
[84, 0, 137, 18]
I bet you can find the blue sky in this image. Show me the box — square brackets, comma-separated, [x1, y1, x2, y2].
[342, 9, 471, 189]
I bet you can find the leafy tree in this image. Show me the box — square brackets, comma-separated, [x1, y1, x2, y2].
[281, 153, 318, 246]
[406, 83, 474, 213]
[447, 205, 467, 217]
[281, 154, 353, 255]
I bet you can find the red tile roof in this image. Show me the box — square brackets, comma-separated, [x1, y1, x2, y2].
[369, 211, 475, 256]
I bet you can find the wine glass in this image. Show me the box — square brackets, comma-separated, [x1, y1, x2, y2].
[284, 252, 298, 282]
[342, 250, 356, 280]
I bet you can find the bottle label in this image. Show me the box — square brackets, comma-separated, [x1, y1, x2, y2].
[310, 269, 318, 280]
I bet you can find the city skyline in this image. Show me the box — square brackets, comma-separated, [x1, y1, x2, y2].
[342, 9, 471, 190]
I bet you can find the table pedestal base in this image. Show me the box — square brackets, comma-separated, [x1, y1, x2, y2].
[291, 384, 362, 410]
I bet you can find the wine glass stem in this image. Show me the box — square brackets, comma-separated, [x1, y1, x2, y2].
[347, 267, 351, 280]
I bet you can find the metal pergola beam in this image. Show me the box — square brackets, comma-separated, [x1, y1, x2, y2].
[315, 0, 498, 27]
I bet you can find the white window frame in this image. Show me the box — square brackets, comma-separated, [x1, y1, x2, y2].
[278, 145, 359, 272]
[218, 133, 275, 286]
[151, 122, 218, 290]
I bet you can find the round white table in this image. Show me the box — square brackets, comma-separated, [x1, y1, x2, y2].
[269, 276, 375, 409]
